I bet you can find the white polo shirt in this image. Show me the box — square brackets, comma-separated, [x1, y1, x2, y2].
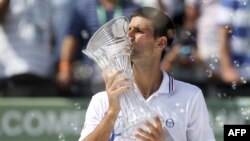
[79, 71, 215, 141]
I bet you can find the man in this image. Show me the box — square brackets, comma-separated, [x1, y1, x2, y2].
[218, 0, 249, 83]
[79, 7, 215, 141]
[183, 0, 240, 83]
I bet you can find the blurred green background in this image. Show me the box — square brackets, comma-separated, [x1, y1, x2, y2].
[0, 97, 250, 141]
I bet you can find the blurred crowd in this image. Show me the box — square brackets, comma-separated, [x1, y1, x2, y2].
[0, 0, 249, 97]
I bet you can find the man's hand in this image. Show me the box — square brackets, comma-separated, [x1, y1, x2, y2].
[105, 70, 130, 114]
[220, 65, 240, 83]
[135, 116, 173, 141]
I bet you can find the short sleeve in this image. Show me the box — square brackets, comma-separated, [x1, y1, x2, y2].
[66, 7, 86, 40]
[217, 0, 236, 26]
[186, 90, 215, 141]
[78, 93, 108, 141]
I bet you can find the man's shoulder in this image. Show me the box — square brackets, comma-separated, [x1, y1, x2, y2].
[171, 79, 205, 104]
[92, 91, 108, 100]
[174, 79, 202, 94]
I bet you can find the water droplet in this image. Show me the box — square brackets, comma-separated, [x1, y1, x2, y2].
[81, 30, 89, 39]
[58, 133, 65, 141]
[215, 116, 221, 121]
[74, 127, 78, 131]
[242, 1, 247, 5]
[233, 60, 240, 68]
[189, 56, 195, 62]
[74, 103, 81, 110]
[175, 103, 180, 107]
[217, 93, 222, 98]
[209, 64, 215, 70]
[231, 82, 237, 90]
[206, 69, 213, 78]
[210, 54, 215, 58]
[180, 109, 184, 113]
[247, 110, 250, 114]
[185, 31, 191, 36]
[240, 77, 247, 84]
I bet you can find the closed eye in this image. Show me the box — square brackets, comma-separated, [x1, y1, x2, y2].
[129, 27, 144, 33]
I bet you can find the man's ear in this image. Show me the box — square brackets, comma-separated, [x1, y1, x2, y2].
[157, 36, 167, 49]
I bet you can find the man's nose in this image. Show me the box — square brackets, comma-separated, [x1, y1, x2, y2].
[127, 29, 134, 40]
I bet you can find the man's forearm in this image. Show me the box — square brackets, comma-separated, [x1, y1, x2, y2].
[219, 27, 231, 69]
[83, 111, 119, 141]
[59, 36, 78, 72]
[184, 5, 198, 30]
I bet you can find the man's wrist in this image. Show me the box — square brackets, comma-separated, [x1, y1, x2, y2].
[59, 61, 72, 72]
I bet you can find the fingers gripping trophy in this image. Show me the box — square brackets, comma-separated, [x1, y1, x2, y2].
[83, 17, 165, 140]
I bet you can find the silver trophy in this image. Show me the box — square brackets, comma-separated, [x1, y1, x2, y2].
[83, 16, 164, 140]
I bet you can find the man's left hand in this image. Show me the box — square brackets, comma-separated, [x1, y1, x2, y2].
[134, 116, 173, 141]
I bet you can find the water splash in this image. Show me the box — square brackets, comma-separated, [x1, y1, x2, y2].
[58, 132, 66, 141]
[240, 77, 247, 84]
[217, 93, 222, 98]
[231, 82, 237, 90]
[233, 60, 240, 68]
[209, 64, 215, 70]
[74, 103, 81, 111]
[206, 69, 213, 78]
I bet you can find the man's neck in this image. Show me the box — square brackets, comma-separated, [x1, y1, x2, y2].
[132, 63, 163, 99]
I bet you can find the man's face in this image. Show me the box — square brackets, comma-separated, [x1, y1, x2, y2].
[128, 16, 158, 61]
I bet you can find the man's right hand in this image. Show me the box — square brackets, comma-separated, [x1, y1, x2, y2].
[57, 70, 72, 87]
[220, 65, 240, 83]
[104, 70, 130, 114]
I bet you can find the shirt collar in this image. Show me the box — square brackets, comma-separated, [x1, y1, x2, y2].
[154, 70, 175, 95]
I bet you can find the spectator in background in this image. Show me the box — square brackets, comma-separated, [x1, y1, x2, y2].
[183, 0, 221, 61]
[162, 0, 222, 82]
[51, 0, 74, 63]
[57, 0, 139, 97]
[218, 0, 250, 83]
[160, 0, 198, 81]
[0, 0, 57, 97]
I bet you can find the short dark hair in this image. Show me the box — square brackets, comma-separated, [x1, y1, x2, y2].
[130, 7, 175, 47]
